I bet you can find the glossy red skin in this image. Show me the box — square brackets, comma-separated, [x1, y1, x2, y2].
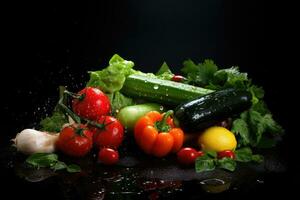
[171, 75, 186, 82]
[198, 151, 205, 157]
[91, 116, 124, 149]
[217, 150, 236, 159]
[98, 148, 119, 165]
[56, 125, 93, 157]
[177, 147, 203, 165]
[72, 87, 111, 120]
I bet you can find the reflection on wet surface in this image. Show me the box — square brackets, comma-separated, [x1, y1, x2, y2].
[0, 139, 287, 200]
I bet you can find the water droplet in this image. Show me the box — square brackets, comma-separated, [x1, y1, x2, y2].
[153, 85, 159, 90]
[256, 179, 264, 184]
[159, 106, 164, 111]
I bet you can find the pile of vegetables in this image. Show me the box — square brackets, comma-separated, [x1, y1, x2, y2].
[12, 54, 283, 173]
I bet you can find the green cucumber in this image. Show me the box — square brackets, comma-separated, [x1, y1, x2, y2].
[174, 88, 252, 133]
[121, 74, 214, 105]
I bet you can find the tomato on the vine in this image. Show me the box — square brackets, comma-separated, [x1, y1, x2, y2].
[72, 87, 111, 120]
[98, 148, 119, 165]
[91, 116, 124, 149]
[56, 124, 93, 157]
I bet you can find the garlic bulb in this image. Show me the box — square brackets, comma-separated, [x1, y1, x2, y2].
[13, 129, 59, 155]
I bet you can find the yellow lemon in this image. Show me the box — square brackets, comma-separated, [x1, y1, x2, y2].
[198, 126, 237, 152]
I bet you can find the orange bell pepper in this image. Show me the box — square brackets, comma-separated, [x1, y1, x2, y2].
[134, 110, 184, 157]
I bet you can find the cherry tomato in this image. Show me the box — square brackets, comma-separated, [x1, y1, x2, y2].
[56, 124, 93, 157]
[217, 150, 236, 159]
[198, 151, 205, 157]
[171, 75, 186, 82]
[72, 87, 111, 120]
[98, 148, 119, 165]
[91, 116, 124, 149]
[177, 147, 203, 165]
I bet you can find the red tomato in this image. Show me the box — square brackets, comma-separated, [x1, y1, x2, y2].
[177, 147, 203, 165]
[56, 124, 93, 157]
[217, 150, 236, 159]
[91, 116, 124, 149]
[171, 75, 186, 82]
[98, 148, 119, 165]
[72, 87, 111, 120]
[198, 151, 205, 157]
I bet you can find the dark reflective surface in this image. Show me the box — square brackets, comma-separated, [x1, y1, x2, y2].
[0, 136, 288, 199]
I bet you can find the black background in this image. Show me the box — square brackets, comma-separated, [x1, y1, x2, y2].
[1, 0, 295, 198]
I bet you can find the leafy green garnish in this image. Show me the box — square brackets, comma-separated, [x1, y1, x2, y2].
[39, 86, 68, 132]
[232, 108, 284, 147]
[234, 147, 253, 162]
[155, 62, 174, 80]
[52, 161, 67, 171]
[107, 91, 134, 114]
[156, 62, 172, 75]
[209, 67, 248, 90]
[195, 149, 263, 173]
[195, 154, 216, 173]
[216, 157, 237, 171]
[181, 58, 284, 148]
[87, 54, 135, 93]
[182, 59, 218, 87]
[205, 150, 217, 158]
[26, 153, 58, 168]
[251, 154, 264, 163]
[26, 153, 81, 173]
[40, 111, 68, 132]
[235, 147, 263, 163]
[87, 54, 136, 113]
[66, 164, 81, 173]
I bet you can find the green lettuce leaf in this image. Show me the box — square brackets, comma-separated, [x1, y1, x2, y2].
[107, 91, 134, 114]
[87, 54, 135, 93]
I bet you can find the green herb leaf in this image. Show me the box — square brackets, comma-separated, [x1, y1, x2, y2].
[195, 155, 216, 173]
[249, 85, 264, 104]
[235, 147, 253, 162]
[67, 164, 81, 173]
[182, 59, 218, 87]
[252, 155, 264, 163]
[26, 153, 58, 168]
[261, 114, 284, 136]
[181, 59, 198, 74]
[232, 118, 251, 146]
[51, 161, 67, 171]
[205, 150, 217, 158]
[40, 111, 68, 132]
[156, 62, 172, 75]
[26, 153, 81, 173]
[217, 157, 236, 171]
[210, 67, 248, 89]
[251, 100, 270, 115]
